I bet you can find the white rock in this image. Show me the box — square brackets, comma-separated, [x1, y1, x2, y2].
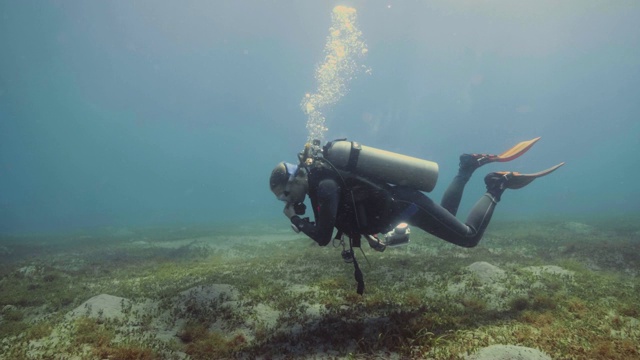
[522, 265, 574, 278]
[252, 303, 280, 329]
[466, 344, 552, 360]
[66, 294, 131, 320]
[0, 245, 12, 255]
[563, 222, 594, 234]
[466, 262, 506, 284]
[18, 265, 39, 277]
[2, 304, 17, 313]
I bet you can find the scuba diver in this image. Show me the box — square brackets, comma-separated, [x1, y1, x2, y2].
[269, 138, 563, 293]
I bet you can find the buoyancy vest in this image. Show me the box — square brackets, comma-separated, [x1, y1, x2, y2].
[307, 161, 395, 237]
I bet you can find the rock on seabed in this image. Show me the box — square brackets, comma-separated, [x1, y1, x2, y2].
[466, 344, 552, 360]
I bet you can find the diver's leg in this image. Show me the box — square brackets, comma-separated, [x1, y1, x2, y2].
[457, 167, 564, 245]
[407, 161, 562, 247]
[441, 138, 543, 216]
[460, 164, 564, 234]
[441, 155, 484, 216]
[440, 162, 474, 216]
[392, 186, 490, 248]
[461, 193, 499, 245]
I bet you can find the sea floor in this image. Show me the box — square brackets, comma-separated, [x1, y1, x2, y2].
[0, 218, 639, 359]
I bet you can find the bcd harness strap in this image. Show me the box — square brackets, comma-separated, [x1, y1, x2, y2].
[346, 141, 361, 171]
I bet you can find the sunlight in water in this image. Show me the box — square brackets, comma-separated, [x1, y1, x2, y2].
[301, 5, 369, 143]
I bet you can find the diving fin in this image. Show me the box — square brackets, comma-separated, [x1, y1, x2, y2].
[462, 137, 541, 170]
[493, 162, 565, 190]
[495, 137, 541, 162]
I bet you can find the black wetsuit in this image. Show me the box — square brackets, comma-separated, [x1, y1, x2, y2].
[290, 162, 498, 248]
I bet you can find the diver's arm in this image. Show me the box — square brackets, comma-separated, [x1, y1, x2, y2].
[290, 179, 339, 246]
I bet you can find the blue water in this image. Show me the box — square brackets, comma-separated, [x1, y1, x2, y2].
[1, 1, 639, 234]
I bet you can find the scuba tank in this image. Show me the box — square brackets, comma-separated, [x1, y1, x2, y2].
[323, 140, 439, 192]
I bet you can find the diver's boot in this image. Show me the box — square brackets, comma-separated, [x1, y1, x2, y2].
[459, 137, 542, 173]
[484, 162, 565, 200]
[459, 153, 500, 173]
[484, 172, 511, 201]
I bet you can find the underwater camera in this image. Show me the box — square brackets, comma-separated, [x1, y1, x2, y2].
[384, 223, 411, 247]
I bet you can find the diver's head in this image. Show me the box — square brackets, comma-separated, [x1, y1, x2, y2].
[269, 162, 308, 204]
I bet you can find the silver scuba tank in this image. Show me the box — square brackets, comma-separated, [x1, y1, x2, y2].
[323, 140, 439, 192]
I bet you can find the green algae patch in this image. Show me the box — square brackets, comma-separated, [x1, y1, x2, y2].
[0, 220, 638, 359]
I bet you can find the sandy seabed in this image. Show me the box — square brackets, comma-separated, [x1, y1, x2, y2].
[0, 219, 639, 359]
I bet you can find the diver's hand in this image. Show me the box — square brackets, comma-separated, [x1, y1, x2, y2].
[283, 203, 297, 219]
